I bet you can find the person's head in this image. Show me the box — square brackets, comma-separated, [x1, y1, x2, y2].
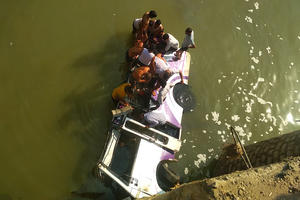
[185, 27, 193, 35]
[156, 52, 163, 57]
[152, 49, 160, 55]
[162, 33, 169, 40]
[163, 70, 172, 81]
[149, 10, 157, 18]
[137, 41, 144, 48]
[157, 29, 164, 37]
[142, 72, 152, 82]
[135, 40, 143, 47]
[155, 19, 161, 26]
[125, 85, 133, 96]
[138, 42, 144, 48]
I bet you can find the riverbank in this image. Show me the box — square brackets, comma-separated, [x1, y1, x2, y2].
[141, 156, 300, 200]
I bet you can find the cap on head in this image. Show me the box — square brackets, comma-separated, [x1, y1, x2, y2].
[155, 19, 161, 26]
[149, 10, 157, 18]
[162, 33, 169, 40]
[163, 70, 172, 80]
[185, 27, 193, 34]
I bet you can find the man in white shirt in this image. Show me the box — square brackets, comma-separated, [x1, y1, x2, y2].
[151, 55, 169, 79]
[137, 48, 155, 66]
[150, 54, 182, 80]
[144, 108, 167, 128]
[175, 27, 196, 60]
[182, 27, 196, 49]
[132, 18, 142, 33]
[132, 10, 157, 34]
[162, 33, 179, 53]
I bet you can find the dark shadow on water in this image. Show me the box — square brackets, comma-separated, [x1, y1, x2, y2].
[275, 193, 300, 200]
[0, 194, 12, 200]
[72, 32, 134, 81]
[59, 32, 135, 200]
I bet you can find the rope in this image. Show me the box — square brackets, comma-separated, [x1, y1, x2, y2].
[230, 126, 253, 169]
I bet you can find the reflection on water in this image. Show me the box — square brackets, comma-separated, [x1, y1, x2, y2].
[1, 0, 300, 199]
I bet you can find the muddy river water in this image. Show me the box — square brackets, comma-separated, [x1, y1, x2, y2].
[1, 0, 300, 199]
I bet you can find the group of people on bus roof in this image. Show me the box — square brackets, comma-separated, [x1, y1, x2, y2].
[112, 10, 196, 127]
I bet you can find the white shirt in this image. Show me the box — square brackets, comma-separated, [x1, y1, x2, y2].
[157, 81, 174, 105]
[138, 48, 154, 65]
[154, 57, 169, 78]
[182, 31, 195, 48]
[154, 57, 179, 79]
[133, 18, 142, 30]
[165, 33, 179, 52]
[144, 109, 167, 127]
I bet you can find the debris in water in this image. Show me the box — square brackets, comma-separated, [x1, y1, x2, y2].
[245, 101, 254, 113]
[211, 111, 221, 125]
[221, 135, 227, 143]
[266, 46, 271, 54]
[254, 2, 259, 9]
[205, 114, 209, 120]
[277, 35, 284, 40]
[251, 57, 259, 64]
[240, 139, 245, 145]
[247, 132, 252, 141]
[245, 16, 253, 23]
[231, 115, 240, 122]
[245, 116, 251, 122]
[248, 91, 273, 107]
[184, 167, 189, 175]
[224, 123, 231, 129]
[235, 126, 246, 137]
[286, 113, 295, 124]
[194, 154, 207, 168]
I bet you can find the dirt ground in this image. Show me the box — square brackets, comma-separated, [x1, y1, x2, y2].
[141, 156, 300, 200]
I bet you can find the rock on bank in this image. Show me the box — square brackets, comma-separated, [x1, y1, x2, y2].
[140, 156, 300, 200]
